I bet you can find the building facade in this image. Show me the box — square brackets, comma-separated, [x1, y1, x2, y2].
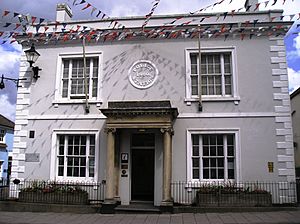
[0, 114, 14, 180]
[12, 3, 295, 209]
[291, 87, 300, 177]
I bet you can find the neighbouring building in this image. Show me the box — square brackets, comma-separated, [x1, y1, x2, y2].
[12, 1, 296, 211]
[291, 87, 300, 177]
[0, 114, 14, 181]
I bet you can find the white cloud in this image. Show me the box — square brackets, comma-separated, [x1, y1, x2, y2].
[288, 67, 300, 93]
[0, 94, 16, 121]
[0, 43, 21, 77]
[294, 33, 300, 52]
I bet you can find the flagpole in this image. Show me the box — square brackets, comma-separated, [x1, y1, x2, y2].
[82, 36, 90, 113]
[198, 24, 202, 111]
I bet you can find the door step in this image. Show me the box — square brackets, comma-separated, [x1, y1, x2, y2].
[114, 202, 161, 214]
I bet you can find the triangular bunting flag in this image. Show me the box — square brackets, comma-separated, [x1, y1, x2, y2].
[13, 12, 19, 17]
[253, 19, 258, 27]
[77, 0, 86, 5]
[254, 3, 260, 11]
[223, 12, 228, 20]
[32, 16, 37, 25]
[91, 7, 96, 16]
[265, 1, 269, 7]
[4, 23, 11, 27]
[246, 5, 251, 11]
[39, 18, 45, 24]
[14, 24, 21, 30]
[96, 10, 102, 17]
[272, 0, 277, 6]
[82, 3, 91, 10]
[2, 10, 10, 17]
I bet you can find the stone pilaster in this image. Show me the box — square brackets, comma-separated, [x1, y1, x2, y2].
[160, 127, 174, 206]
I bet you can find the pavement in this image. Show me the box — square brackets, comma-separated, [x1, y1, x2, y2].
[0, 211, 300, 224]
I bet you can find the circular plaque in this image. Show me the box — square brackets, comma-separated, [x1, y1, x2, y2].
[128, 60, 158, 89]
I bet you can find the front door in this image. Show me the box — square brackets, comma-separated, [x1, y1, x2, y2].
[131, 133, 155, 201]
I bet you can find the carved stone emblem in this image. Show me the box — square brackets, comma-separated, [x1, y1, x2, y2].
[128, 60, 158, 89]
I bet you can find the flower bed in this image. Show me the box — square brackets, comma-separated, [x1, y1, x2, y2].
[195, 183, 272, 207]
[18, 181, 89, 205]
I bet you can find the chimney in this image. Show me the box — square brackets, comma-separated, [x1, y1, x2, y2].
[56, 3, 73, 22]
[244, 0, 259, 12]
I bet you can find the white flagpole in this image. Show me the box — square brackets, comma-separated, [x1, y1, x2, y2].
[82, 36, 90, 113]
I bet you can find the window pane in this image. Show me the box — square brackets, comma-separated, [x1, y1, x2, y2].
[228, 169, 235, 179]
[192, 134, 199, 145]
[203, 135, 209, 145]
[191, 54, 197, 64]
[227, 134, 234, 145]
[193, 146, 199, 156]
[218, 169, 224, 179]
[191, 65, 197, 74]
[201, 65, 207, 74]
[58, 167, 64, 176]
[192, 158, 200, 168]
[217, 146, 224, 156]
[210, 135, 216, 145]
[203, 158, 209, 167]
[225, 85, 232, 95]
[203, 169, 209, 179]
[80, 167, 86, 177]
[211, 169, 216, 179]
[210, 158, 216, 167]
[192, 86, 198, 96]
[193, 169, 199, 179]
[208, 65, 214, 74]
[227, 146, 234, 156]
[210, 146, 216, 156]
[203, 146, 209, 156]
[191, 76, 198, 86]
[89, 158, 95, 177]
[217, 158, 224, 167]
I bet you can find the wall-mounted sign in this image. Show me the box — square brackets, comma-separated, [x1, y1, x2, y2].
[25, 153, 40, 162]
[128, 60, 158, 89]
[121, 153, 129, 163]
[268, 162, 274, 173]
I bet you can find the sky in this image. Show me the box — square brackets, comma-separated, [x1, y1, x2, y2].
[0, 0, 299, 121]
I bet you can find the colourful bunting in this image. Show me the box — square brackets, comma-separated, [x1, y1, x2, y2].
[2, 10, 10, 17]
[81, 3, 92, 11]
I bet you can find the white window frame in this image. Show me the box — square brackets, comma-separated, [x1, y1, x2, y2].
[50, 130, 100, 182]
[54, 52, 103, 104]
[0, 129, 5, 143]
[185, 47, 239, 104]
[186, 128, 241, 183]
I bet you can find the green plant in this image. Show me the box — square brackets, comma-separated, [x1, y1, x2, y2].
[20, 181, 88, 195]
[197, 182, 269, 194]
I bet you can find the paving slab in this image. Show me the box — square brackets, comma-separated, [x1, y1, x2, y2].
[0, 211, 300, 224]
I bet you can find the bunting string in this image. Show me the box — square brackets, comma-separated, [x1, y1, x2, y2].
[142, 0, 161, 29]
[70, 0, 126, 29]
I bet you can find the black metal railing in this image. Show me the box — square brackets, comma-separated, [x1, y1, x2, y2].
[0, 178, 9, 200]
[171, 181, 298, 206]
[0, 179, 106, 205]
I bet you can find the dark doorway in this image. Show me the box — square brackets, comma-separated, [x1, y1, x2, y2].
[131, 133, 155, 201]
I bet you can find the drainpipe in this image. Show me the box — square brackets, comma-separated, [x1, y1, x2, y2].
[198, 25, 203, 112]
